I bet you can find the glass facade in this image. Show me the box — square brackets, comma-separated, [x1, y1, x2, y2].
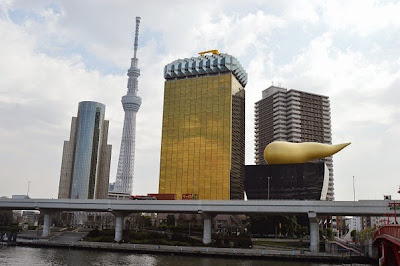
[70, 101, 106, 199]
[159, 73, 245, 200]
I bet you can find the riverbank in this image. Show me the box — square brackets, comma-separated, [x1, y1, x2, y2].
[15, 239, 376, 264]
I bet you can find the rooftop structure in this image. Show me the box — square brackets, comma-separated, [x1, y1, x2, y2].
[164, 52, 248, 87]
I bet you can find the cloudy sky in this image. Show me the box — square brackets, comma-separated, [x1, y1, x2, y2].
[0, 0, 399, 201]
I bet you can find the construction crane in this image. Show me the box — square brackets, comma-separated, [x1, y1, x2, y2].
[198, 49, 220, 56]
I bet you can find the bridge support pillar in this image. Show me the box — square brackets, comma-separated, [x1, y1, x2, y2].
[42, 212, 51, 237]
[114, 212, 124, 242]
[308, 212, 319, 252]
[202, 213, 214, 245]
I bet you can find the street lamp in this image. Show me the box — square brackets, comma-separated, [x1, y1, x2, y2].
[192, 176, 197, 200]
[267, 176, 271, 200]
[27, 181, 31, 197]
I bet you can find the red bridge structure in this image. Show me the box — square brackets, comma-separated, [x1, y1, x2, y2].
[373, 202, 400, 266]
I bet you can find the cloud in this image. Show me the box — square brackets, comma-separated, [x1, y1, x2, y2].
[322, 0, 400, 36]
[193, 11, 286, 57]
[1, 0, 400, 201]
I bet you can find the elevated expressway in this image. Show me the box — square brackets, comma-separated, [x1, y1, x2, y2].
[0, 198, 395, 252]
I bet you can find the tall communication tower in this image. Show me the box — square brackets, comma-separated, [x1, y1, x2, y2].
[114, 17, 142, 195]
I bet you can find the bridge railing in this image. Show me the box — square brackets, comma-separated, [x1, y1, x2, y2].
[373, 225, 400, 242]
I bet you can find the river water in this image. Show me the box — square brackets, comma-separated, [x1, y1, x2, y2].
[0, 246, 371, 266]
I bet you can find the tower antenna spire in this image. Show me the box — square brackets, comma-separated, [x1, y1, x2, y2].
[126, 17, 141, 95]
[133, 17, 140, 60]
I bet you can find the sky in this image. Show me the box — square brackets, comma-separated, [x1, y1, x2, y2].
[0, 0, 399, 201]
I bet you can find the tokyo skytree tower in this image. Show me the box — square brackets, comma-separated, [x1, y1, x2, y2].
[114, 17, 142, 195]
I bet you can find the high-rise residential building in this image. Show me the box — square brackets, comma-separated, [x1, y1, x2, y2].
[158, 51, 247, 200]
[114, 17, 142, 195]
[58, 101, 112, 199]
[254, 86, 334, 200]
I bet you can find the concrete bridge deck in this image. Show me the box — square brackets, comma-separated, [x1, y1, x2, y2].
[1, 198, 396, 254]
[0, 198, 395, 216]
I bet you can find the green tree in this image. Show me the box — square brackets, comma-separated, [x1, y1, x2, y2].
[296, 225, 308, 239]
[248, 214, 299, 237]
[320, 228, 333, 240]
[359, 227, 375, 242]
[281, 215, 297, 237]
[190, 214, 197, 226]
[0, 210, 13, 226]
[142, 216, 152, 228]
[166, 214, 176, 226]
[134, 214, 152, 229]
[350, 229, 359, 242]
[177, 214, 186, 227]
[326, 228, 333, 240]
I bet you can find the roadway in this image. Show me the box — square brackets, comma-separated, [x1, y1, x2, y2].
[0, 198, 396, 216]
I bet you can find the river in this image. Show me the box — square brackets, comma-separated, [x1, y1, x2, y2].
[0, 246, 373, 266]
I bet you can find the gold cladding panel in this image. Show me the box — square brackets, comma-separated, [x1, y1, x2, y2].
[159, 74, 233, 200]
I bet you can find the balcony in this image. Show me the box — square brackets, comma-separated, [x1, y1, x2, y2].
[273, 115, 286, 121]
[288, 137, 301, 142]
[273, 124, 286, 130]
[287, 132, 301, 137]
[286, 119, 301, 125]
[273, 97, 286, 103]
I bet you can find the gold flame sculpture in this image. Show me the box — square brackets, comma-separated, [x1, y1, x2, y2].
[264, 141, 351, 164]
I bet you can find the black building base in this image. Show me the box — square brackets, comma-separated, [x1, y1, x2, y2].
[244, 163, 328, 200]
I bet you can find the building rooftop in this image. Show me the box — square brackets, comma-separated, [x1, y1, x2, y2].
[164, 53, 248, 87]
[260, 86, 329, 100]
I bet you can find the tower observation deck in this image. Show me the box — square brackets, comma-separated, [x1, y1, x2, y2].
[114, 17, 142, 195]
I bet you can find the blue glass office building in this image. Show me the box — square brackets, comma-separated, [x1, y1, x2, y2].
[58, 101, 112, 199]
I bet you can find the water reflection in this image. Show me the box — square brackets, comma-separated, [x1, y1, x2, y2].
[0, 246, 367, 266]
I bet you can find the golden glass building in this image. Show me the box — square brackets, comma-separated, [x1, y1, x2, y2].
[159, 52, 247, 200]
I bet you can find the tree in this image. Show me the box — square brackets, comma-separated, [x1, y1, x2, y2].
[320, 228, 333, 240]
[281, 216, 297, 237]
[326, 228, 333, 240]
[190, 214, 198, 226]
[132, 214, 152, 229]
[166, 214, 176, 226]
[296, 225, 308, 239]
[248, 214, 299, 237]
[0, 210, 13, 226]
[141, 215, 152, 228]
[359, 227, 375, 242]
[350, 229, 359, 242]
[177, 214, 186, 227]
